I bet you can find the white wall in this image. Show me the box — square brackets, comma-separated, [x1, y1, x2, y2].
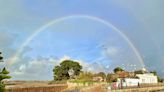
[136, 73, 158, 84]
[115, 73, 158, 88]
[125, 78, 139, 86]
[117, 78, 139, 87]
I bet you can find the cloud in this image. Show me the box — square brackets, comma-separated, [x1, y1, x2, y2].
[10, 56, 59, 80]
[9, 55, 92, 80]
[9, 54, 112, 80]
[102, 46, 118, 56]
[57, 56, 92, 72]
[58, 55, 71, 63]
[99, 43, 144, 72]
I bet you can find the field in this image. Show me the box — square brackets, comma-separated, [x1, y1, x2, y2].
[5, 81, 68, 92]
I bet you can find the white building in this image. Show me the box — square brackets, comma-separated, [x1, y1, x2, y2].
[136, 73, 158, 84]
[116, 78, 140, 87]
[114, 73, 158, 88]
[124, 78, 139, 86]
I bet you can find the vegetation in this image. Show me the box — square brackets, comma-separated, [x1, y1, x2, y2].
[69, 72, 96, 86]
[113, 67, 124, 73]
[0, 52, 11, 92]
[53, 60, 82, 81]
[52, 59, 163, 85]
[150, 71, 163, 82]
[134, 70, 148, 74]
[106, 73, 117, 83]
[78, 72, 93, 80]
[150, 71, 157, 76]
[95, 72, 106, 81]
[106, 67, 124, 83]
[0, 52, 3, 62]
[69, 79, 95, 86]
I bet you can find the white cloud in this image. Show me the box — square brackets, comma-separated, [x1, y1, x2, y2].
[10, 57, 59, 80]
[58, 55, 71, 63]
[9, 55, 92, 80]
[103, 46, 118, 56]
[9, 54, 112, 80]
[19, 64, 26, 71]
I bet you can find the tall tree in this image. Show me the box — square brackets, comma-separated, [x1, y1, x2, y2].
[0, 68, 11, 81]
[0, 52, 11, 92]
[53, 60, 82, 80]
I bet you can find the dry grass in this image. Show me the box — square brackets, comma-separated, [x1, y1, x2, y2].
[5, 80, 66, 88]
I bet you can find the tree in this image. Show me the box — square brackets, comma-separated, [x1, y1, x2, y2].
[53, 66, 63, 80]
[106, 73, 118, 83]
[134, 70, 148, 74]
[95, 72, 106, 81]
[0, 52, 3, 62]
[0, 68, 11, 81]
[150, 71, 157, 76]
[150, 71, 163, 82]
[113, 67, 124, 73]
[134, 70, 144, 74]
[0, 52, 11, 92]
[53, 60, 82, 81]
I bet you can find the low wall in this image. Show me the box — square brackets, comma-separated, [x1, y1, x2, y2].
[64, 83, 105, 92]
[5, 85, 68, 92]
[112, 86, 164, 92]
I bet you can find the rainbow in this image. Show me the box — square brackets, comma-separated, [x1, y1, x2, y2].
[7, 15, 145, 68]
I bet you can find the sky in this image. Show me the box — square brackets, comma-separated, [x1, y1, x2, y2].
[0, 0, 164, 80]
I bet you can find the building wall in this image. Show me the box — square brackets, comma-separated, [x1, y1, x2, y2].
[124, 78, 139, 86]
[115, 73, 158, 88]
[136, 73, 158, 84]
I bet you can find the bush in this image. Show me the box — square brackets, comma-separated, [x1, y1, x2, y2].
[69, 79, 96, 86]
